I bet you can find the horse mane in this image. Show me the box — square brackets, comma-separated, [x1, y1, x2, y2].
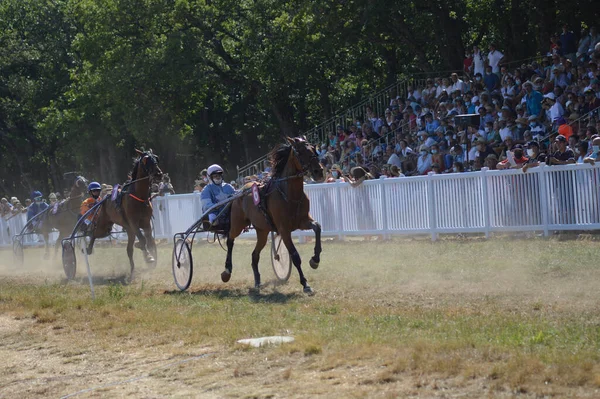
[269, 143, 292, 177]
[130, 156, 140, 181]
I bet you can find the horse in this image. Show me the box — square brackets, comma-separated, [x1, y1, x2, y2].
[87, 149, 163, 280]
[37, 176, 89, 259]
[223, 136, 325, 294]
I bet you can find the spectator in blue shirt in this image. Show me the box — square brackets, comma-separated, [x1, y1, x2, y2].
[523, 81, 543, 119]
[483, 66, 500, 93]
[424, 113, 440, 135]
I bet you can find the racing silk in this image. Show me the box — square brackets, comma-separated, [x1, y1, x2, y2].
[26, 202, 49, 221]
[201, 182, 236, 213]
[80, 197, 98, 217]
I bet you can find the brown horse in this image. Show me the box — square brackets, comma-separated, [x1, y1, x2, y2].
[223, 137, 325, 294]
[39, 176, 89, 259]
[87, 149, 163, 280]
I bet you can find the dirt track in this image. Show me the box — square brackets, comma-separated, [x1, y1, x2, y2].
[2, 238, 600, 398]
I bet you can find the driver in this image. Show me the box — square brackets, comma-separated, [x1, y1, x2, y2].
[200, 164, 235, 229]
[80, 182, 102, 224]
[26, 191, 49, 229]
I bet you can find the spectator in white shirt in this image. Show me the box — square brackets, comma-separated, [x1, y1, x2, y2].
[449, 73, 467, 95]
[472, 45, 486, 77]
[487, 43, 505, 75]
[416, 145, 433, 175]
[543, 93, 564, 124]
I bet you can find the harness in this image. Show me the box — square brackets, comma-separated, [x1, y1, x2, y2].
[253, 143, 319, 229]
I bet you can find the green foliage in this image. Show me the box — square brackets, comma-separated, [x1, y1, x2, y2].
[0, 0, 597, 196]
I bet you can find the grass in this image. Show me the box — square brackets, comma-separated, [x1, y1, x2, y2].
[1, 236, 600, 397]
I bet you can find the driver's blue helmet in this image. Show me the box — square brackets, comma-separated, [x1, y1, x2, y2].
[88, 182, 101, 191]
[31, 190, 43, 199]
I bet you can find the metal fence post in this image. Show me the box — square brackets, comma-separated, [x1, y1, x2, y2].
[480, 167, 491, 239]
[380, 179, 389, 239]
[427, 172, 438, 241]
[336, 180, 344, 241]
[538, 163, 550, 237]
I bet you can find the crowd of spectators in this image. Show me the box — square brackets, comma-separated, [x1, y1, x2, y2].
[242, 25, 600, 185]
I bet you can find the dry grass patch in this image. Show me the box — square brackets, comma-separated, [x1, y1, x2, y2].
[2, 238, 600, 397]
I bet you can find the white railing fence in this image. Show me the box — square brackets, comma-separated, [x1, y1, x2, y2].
[3, 163, 600, 248]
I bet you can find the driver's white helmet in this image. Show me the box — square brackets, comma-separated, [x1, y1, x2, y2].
[207, 164, 224, 176]
[207, 164, 224, 185]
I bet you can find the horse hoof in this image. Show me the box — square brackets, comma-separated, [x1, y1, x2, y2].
[221, 270, 231, 283]
[145, 255, 155, 264]
[303, 286, 315, 295]
[309, 258, 319, 269]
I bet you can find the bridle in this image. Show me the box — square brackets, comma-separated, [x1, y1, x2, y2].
[278, 141, 320, 182]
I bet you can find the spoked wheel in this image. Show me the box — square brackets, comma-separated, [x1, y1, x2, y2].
[13, 239, 24, 265]
[270, 233, 292, 282]
[62, 240, 77, 280]
[172, 238, 193, 291]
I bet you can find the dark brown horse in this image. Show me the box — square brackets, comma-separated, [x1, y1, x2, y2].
[223, 137, 325, 294]
[39, 176, 89, 259]
[88, 149, 163, 280]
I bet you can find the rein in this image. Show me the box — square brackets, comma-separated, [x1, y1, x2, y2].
[129, 193, 147, 203]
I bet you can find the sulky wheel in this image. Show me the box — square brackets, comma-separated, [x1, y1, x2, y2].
[62, 240, 77, 280]
[270, 233, 292, 282]
[172, 238, 193, 291]
[13, 239, 24, 265]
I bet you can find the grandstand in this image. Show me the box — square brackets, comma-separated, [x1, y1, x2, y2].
[237, 42, 600, 183]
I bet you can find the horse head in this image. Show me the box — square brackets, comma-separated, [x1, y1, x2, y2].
[286, 136, 324, 182]
[72, 176, 89, 197]
[134, 148, 163, 183]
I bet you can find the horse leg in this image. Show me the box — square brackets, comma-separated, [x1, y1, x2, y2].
[221, 237, 234, 283]
[126, 227, 136, 282]
[43, 232, 50, 260]
[280, 231, 313, 295]
[86, 237, 96, 255]
[141, 226, 156, 264]
[54, 232, 63, 259]
[250, 229, 269, 289]
[222, 204, 247, 283]
[300, 220, 322, 269]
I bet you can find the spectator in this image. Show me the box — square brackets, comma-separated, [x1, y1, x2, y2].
[497, 144, 528, 169]
[0, 198, 13, 217]
[430, 143, 445, 169]
[450, 73, 467, 95]
[326, 164, 343, 183]
[522, 81, 543, 119]
[452, 161, 465, 173]
[159, 174, 175, 196]
[464, 50, 473, 75]
[347, 166, 373, 187]
[576, 140, 595, 164]
[416, 145, 433, 175]
[522, 141, 547, 173]
[583, 137, 600, 163]
[475, 138, 496, 168]
[543, 93, 565, 124]
[430, 163, 442, 174]
[583, 89, 600, 114]
[547, 134, 576, 165]
[386, 147, 402, 169]
[472, 45, 486, 77]
[484, 65, 501, 92]
[484, 154, 498, 170]
[487, 43, 505, 75]
[387, 164, 402, 178]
